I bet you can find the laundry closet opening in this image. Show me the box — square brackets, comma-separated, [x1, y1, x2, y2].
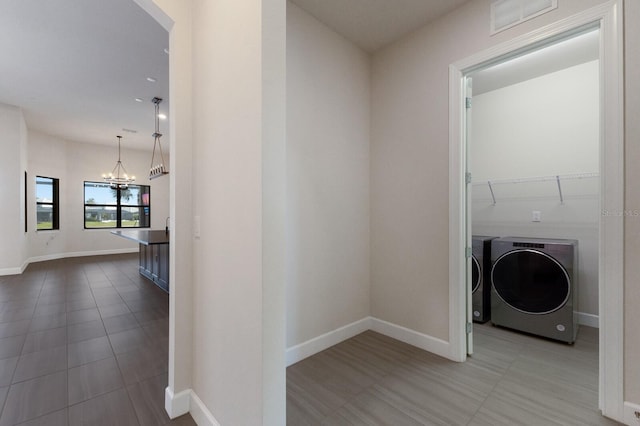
[465, 27, 601, 351]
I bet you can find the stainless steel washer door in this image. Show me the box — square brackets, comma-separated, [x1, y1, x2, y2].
[471, 255, 481, 294]
[491, 249, 570, 314]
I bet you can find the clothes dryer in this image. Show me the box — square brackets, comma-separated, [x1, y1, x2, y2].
[471, 236, 497, 323]
[490, 237, 578, 343]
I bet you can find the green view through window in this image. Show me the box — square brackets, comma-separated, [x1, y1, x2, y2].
[36, 176, 59, 230]
[84, 181, 150, 229]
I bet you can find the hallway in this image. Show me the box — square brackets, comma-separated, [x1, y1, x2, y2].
[0, 254, 194, 425]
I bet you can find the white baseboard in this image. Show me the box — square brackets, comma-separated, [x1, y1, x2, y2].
[0, 265, 26, 276]
[190, 390, 221, 426]
[370, 317, 453, 360]
[624, 401, 640, 425]
[0, 248, 140, 276]
[29, 248, 138, 264]
[577, 311, 600, 328]
[286, 317, 372, 366]
[165, 386, 190, 419]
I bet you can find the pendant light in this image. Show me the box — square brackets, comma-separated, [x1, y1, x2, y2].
[150, 97, 168, 179]
[103, 135, 135, 189]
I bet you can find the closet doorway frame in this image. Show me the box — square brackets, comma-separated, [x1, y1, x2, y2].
[448, 0, 624, 422]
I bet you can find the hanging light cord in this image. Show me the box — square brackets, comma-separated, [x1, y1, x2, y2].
[150, 97, 166, 176]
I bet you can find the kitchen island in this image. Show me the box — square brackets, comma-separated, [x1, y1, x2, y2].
[111, 230, 169, 293]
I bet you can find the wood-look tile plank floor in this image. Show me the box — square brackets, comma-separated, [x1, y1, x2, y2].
[0, 254, 195, 426]
[287, 322, 623, 425]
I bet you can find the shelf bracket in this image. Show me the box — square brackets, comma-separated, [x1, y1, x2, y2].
[556, 175, 564, 204]
[487, 181, 496, 205]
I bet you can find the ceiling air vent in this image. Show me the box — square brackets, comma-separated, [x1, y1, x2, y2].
[491, 0, 558, 35]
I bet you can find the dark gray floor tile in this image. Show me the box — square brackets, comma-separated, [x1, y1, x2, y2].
[88, 280, 113, 289]
[68, 388, 139, 426]
[33, 302, 66, 318]
[168, 414, 197, 425]
[28, 312, 67, 333]
[91, 288, 119, 298]
[0, 334, 27, 359]
[65, 290, 93, 303]
[0, 306, 34, 323]
[15, 409, 68, 426]
[13, 346, 67, 383]
[22, 327, 66, 355]
[68, 336, 114, 368]
[95, 294, 124, 307]
[127, 374, 171, 426]
[103, 313, 139, 334]
[134, 308, 167, 325]
[66, 298, 97, 313]
[0, 319, 30, 338]
[36, 293, 67, 306]
[0, 386, 7, 416]
[66, 308, 100, 325]
[116, 344, 167, 386]
[98, 302, 131, 319]
[68, 357, 124, 405]
[108, 327, 150, 355]
[0, 356, 18, 387]
[0, 371, 67, 426]
[67, 319, 106, 344]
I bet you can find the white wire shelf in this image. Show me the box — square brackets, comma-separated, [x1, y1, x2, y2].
[471, 172, 599, 204]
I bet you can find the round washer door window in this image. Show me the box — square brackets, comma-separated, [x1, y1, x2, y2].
[491, 249, 570, 314]
[471, 256, 481, 294]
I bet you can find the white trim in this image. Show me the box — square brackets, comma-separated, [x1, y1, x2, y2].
[0, 261, 28, 276]
[28, 248, 138, 264]
[0, 248, 139, 276]
[448, 0, 624, 422]
[190, 390, 221, 426]
[370, 318, 452, 360]
[164, 386, 190, 419]
[578, 312, 599, 328]
[449, 63, 468, 363]
[285, 317, 371, 366]
[624, 401, 640, 425]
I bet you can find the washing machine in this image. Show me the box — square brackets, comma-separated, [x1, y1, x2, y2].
[471, 236, 497, 323]
[490, 237, 578, 343]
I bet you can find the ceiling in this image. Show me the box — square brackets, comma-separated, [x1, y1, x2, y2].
[290, 0, 471, 52]
[0, 0, 169, 151]
[0, 1, 598, 152]
[470, 28, 600, 95]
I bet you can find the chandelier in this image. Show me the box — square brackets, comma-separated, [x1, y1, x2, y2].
[150, 97, 168, 179]
[103, 135, 135, 189]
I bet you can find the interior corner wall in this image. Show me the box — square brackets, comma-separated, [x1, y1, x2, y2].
[0, 103, 28, 273]
[370, 0, 609, 341]
[188, 0, 266, 424]
[471, 61, 600, 318]
[624, 0, 640, 407]
[26, 130, 170, 260]
[286, 2, 371, 349]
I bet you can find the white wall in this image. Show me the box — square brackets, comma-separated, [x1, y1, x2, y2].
[286, 3, 371, 349]
[0, 103, 28, 273]
[471, 60, 600, 317]
[624, 0, 640, 406]
[370, 0, 609, 342]
[179, 0, 286, 423]
[27, 130, 170, 260]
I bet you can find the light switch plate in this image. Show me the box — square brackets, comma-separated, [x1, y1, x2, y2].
[532, 210, 541, 222]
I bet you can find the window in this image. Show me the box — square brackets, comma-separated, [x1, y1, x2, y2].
[84, 182, 150, 229]
[36, 176, 59, 230]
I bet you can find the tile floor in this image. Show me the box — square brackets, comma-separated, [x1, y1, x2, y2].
[287, 322, 623, 425]
[0, 254, 195, 426]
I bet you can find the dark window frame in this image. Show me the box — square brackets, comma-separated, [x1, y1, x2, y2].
[83, 181, 151, 229]
[36, 176, 59, 231]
